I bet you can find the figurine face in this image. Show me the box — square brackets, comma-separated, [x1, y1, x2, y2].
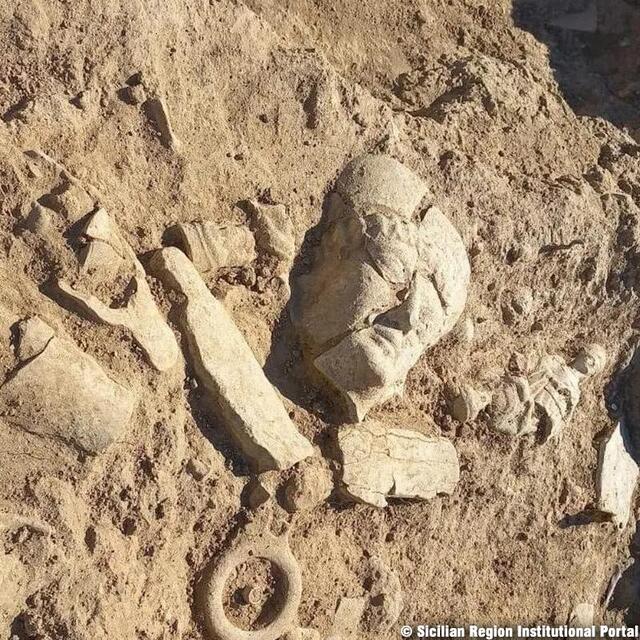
[292, 155, 470, 420]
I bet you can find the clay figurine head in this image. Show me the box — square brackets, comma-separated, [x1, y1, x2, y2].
[291, 154, 470, 420]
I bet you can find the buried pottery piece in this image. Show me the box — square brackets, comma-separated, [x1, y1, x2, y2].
[596, 421, 638, 528]
[149, 247, 314, 471]
[167, 220, 256, 274]
[337, 421, 459, 508]
[1, 317, 135, 453]
[291, 154, 470, 421]
[54, 209, 179, 372]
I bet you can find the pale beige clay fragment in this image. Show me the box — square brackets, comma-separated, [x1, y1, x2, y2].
[338, 421, 459, 508]
[326, 597, 367, 640]
[568, 603, 595, 627]
[168, 220, 256, 274]
[149, 247, 314, 471]
[0, 317, 135, 453]
[54, 209, 179, 372]
[245, 199, 296, 281]
[144, 96, 181, 150]
[596, 421, 638, 528]
[77, 207, 125, 279]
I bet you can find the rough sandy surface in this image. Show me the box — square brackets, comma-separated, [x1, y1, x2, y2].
[1, 0, 639, 638]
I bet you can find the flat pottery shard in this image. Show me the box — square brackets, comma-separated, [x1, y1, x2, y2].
[338, 422, 460, 508]
[16, 317, 55, 361]
[0, 318, 135, 453]
[596, 422, 639, 528]
[149, 247, 314, 471]
[168, 220, 256, 274]
[53, 209, 179, 372]
[78, 207, 125, 277]
[81, 207, 124, 251]
[144, 96, 181, 150]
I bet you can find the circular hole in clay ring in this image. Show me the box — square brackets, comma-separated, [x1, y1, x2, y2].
[203, 537, 302, 640]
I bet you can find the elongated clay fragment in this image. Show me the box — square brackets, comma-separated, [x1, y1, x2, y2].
[596, 421, 638, 528]
[149, 247, 314, 471]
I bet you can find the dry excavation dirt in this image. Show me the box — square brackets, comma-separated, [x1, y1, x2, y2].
[1, 0, 639, 638]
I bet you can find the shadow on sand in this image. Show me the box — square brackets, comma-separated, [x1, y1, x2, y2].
[512, 0, 639, 138]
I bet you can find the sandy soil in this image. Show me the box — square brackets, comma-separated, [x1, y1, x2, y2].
[0, 0, 639, 638]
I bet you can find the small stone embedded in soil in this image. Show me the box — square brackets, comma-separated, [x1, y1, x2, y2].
[244, 471, 280, 509]
[16, 316, 55, 361]
[39, 179, 95, 223]
[24, 202, 52, 234]
[450, 383, 491, 423]
[186, 457, 209, 480]
[596, 421, 639, 528]
[245, 479, 272, 509]
[149, 247, 314, 471]
[501, 287, 534, 326]
[360, 557, 403, 632]
[144, 96, 181, 149]
[328, 596, 366, 639]
[122, 84, 147, 105]
[338, 421, 460, 508]
[244, 199, 296, 277]
[283, 457, 332, 511]
[240, 585, 262, 606]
